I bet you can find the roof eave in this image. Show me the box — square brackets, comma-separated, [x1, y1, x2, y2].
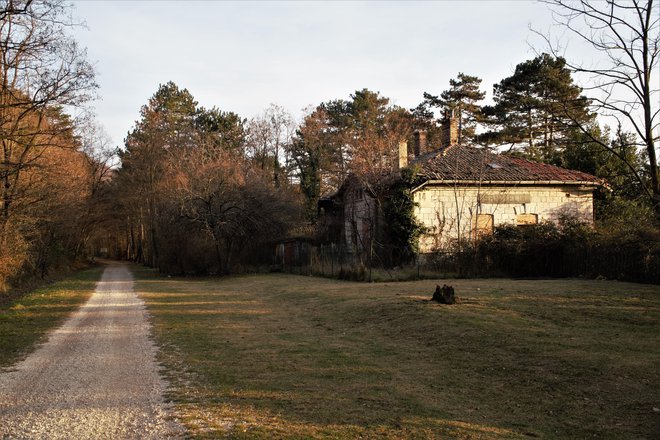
[413, 179, 601, 192]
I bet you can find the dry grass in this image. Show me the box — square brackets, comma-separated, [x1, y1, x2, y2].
[134, 268, 660, 439]
[0, 266, 103, 370]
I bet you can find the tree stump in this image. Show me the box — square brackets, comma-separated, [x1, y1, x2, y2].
[432, 284, 456, 304]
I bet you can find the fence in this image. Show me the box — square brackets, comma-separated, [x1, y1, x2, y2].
[275, 243, 481, 282]
[273, 239, 660, 284]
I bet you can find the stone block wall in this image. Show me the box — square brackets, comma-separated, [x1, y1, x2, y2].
[413, 184, 594, 252]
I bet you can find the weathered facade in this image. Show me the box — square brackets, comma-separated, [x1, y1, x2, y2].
[319, 116, 602, 254]
[409, 143, 600, 251]
[318, 175, 380, 252]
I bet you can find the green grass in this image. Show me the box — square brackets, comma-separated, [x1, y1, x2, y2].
[0, 266, 103, 370]
[134, 268, 660, 439]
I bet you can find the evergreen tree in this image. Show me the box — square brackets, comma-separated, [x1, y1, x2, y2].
[115, 83, 297, 274]
[289, 89, 414, 221]
[322, 89, 413, 182]
[195, 106, 245, 155]
[423, 73, 486, 143]
[409, 101, 443, 147]
[287, 108, 335, 220]
[482, 54, 593, 163]
[383, 167, 425, 265]
[117, 82, 199, 267]
[561, 124, 652, 224]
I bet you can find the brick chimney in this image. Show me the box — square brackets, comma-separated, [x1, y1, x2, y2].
[413, 129, 427, 156]
[397, 139, 408, 170]
[441, 110, 459, 147]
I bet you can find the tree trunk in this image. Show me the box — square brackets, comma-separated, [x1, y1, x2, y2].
[224, 238, 234, 275]
[214, 240, 223, 275]
[639, 8, 660, 223]
[647, 135, 660, 223]
[527, 110, 535, 157]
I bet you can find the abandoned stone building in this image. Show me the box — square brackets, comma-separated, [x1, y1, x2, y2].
[319, 116, 602, 254]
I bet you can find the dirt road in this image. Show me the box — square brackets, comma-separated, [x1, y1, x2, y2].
[0, 262, 183, 439]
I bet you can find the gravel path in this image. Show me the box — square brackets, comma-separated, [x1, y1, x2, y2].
[0, 262, 184, 439]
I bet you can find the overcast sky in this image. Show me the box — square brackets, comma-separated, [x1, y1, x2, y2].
[71, 1, 563, 148]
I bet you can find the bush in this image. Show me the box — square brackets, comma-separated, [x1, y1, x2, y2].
[474, 220, 660, 283]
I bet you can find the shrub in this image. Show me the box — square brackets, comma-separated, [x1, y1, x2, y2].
[474, 220, 660, 283]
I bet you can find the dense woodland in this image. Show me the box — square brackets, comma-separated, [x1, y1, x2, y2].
[1, 0, 658, 291]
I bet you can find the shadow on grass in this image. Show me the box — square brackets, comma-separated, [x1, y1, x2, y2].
[0, 266, 104, 370]
[134, 267, 660, 439]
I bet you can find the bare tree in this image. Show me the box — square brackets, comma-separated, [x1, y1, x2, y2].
[538, 0, 659, 221]
[0, 0, 96, 288]
[165, 144, 299, 274]
[165, 145, 244, 273]
[0, 0, 95, 232]
[245, 104, 296, 186]
[74, 120, 118, 257]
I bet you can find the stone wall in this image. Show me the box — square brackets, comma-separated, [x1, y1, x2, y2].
[413, 184, 594, 252]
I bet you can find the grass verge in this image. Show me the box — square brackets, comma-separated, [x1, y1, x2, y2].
[134, 268, 660, 439]
[0, 265, 103, 370]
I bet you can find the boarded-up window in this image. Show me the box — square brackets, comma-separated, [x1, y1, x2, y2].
[473, 214, 494, 239]
[516, 213, 538, 226]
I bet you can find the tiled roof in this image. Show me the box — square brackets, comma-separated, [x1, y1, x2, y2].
[410, 144, 601, 185]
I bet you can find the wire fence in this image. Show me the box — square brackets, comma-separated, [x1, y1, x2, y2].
[272, 239, 660, 284]
[275, 242, 484, 282]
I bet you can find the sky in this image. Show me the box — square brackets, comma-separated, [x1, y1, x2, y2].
[71, 1, 564, 148]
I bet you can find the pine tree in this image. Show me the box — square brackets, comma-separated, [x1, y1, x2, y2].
[423, 73, 486, 143]
[117, 82, 199, 267]
[482, 54, 593, 163]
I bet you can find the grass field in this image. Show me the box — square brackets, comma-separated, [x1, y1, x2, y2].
[0, 266, 103, 370]
[134, 269, 660, 439]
